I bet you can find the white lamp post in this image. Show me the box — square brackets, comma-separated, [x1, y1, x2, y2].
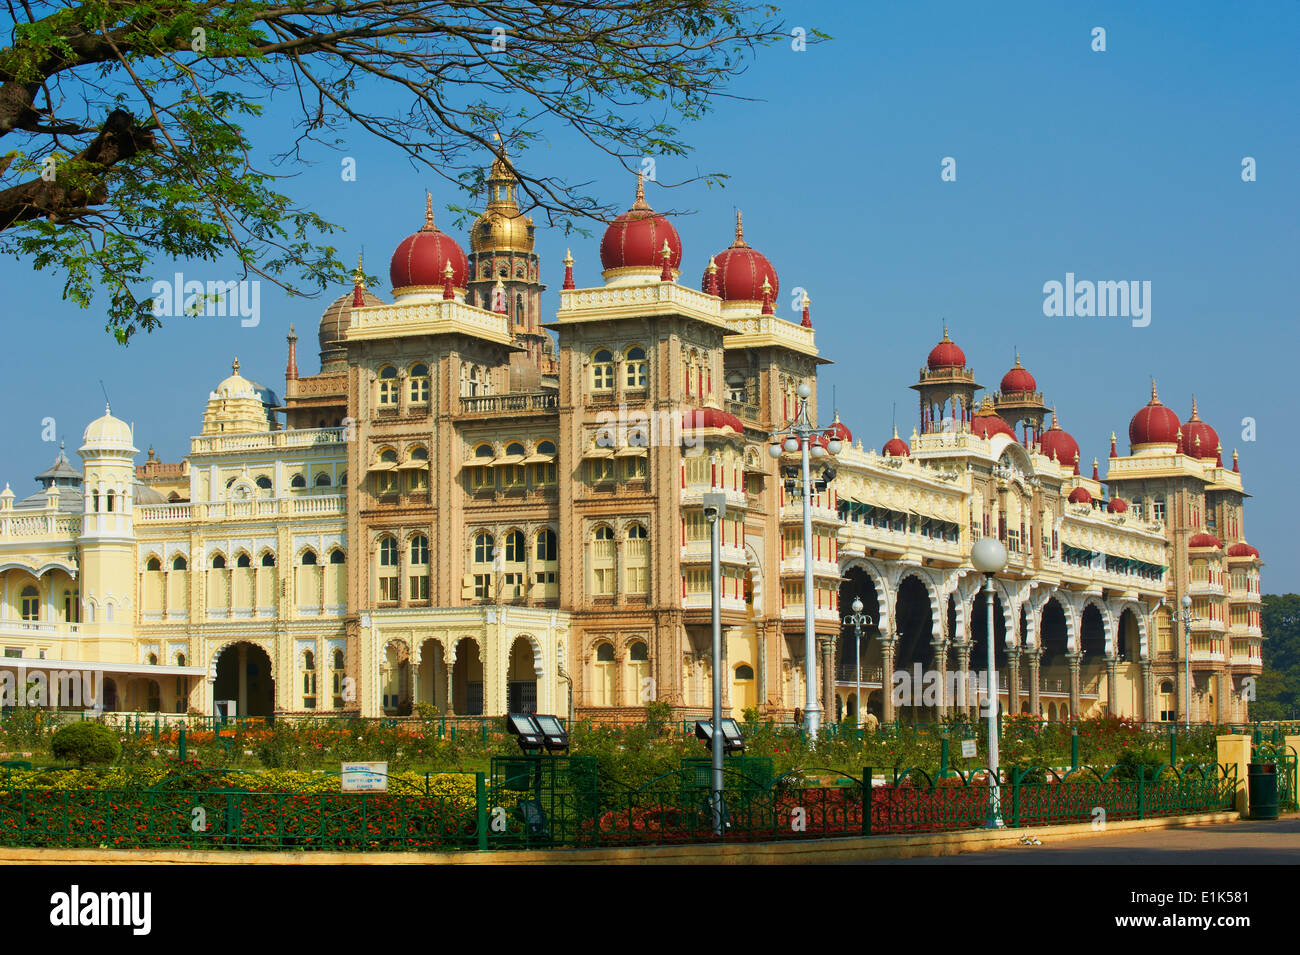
[971, 535, 1007, 828]
[1179, 594, 1194, 729]
[767, 382, 843, 740]
[842, 596, 874, 731]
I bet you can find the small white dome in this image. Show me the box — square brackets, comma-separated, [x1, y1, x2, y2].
[80, 404, 136, 453]
[213, 357, 258, 400]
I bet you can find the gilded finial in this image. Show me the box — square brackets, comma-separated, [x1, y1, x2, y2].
[563, 248, 574, 267]
[706, 256, 717, 274]
[1190, 395, 1199, 418]
[353, 252, 366, 288]
[633, 172, 649, 210]
[733, 210, 747, 248]
[423, 192, 435, 231]
[1151, 378, 1158, 401]
[801, 290, 811, 309]
[443, 260, 454, 279]
[232, 357, 240, 375]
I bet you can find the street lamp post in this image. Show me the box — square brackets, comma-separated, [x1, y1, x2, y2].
[703, 492, 727, 834]
[971, 536, 1007, 828]
[842, 597, 874, 730]
[1178, 594, 1194, 729]
[767, 382, 842, 741]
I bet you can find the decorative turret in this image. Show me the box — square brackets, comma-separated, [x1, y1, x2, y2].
[911, 325, 981, 434]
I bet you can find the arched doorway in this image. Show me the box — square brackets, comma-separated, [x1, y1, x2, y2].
[894, 575, 935, 722]
[453, 638, 484, 715]
[507, 636, 538, 714]
[1040, 598, 1069, 716]
[1114, 607, 1143, 716]
[381, 640, 411, 715]
[416, 639, 447, 711]
[1080, 604, 1107, 712]
[838, 567, 883, 696]
[213, 642, 275, 718]
[969, 588, 1008, 717]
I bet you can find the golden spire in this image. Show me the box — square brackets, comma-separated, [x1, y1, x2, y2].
[632, 172, 649, 210]
[1150, 378, 1159, 402]
[1190, 395, 1200, 419]
[801, 290, 811, 309]
[352, 252, 366, 288]
[422, 192, 435, 231]
[732, 209, 747, 248]
[231, 357, 240, 375]
[706, 256, 718, 274]
[563, 248, 574, 267]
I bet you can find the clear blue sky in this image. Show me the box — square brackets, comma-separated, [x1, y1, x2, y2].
[1, 1, 1296, 587]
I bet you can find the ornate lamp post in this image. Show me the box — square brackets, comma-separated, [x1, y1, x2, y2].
[1177, 594, 1195, 729]
[971, 536, 1007, 828]
[768, 382, 842, 740]
[842, 597, 874, 730]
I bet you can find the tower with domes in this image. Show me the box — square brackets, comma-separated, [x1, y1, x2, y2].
[910, 327, 981, 433]
[992, 353, 1049, 445]
[77, 405, 139, 656]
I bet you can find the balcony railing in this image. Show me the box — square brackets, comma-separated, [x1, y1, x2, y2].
[458, 392, 558, 415]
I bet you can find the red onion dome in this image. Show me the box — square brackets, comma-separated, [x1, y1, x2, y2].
[1128, 381, 1182, 449]
[700, 210, 778, 303]
[1182, 397, 1220, 461]
[1067, 486, 1093, 505]
[1038, 408, 1080, 467]
[681, 407, 743, 434]
[826, 412, 852, 445]
[882, 425, 910, 457]
[1226, 541, 1260, 559]
[970, 396, 1015, 439]
[926, 326, 966, 369]
[599, 175, 682, 273]
[999, 353, 1036, 394]
[1106, 497, 1128, 514]
[1188, 532, 1222, 549]
[390, 193, 469, 292]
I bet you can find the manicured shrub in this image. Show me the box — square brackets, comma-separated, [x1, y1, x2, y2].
[50, 722, 120, 767]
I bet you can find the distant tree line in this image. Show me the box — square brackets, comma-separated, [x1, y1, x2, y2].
[1251, 594, 1300, 721]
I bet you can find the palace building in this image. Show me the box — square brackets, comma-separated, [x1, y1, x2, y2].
[0, 157, 1264, 724]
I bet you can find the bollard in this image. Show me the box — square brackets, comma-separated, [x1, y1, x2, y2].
[178, 725, 187, 762]
[1071, 727, 1079, 772]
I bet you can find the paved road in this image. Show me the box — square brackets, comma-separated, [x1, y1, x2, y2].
[870, 817, 1300, 864]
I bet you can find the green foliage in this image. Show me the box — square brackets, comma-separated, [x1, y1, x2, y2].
[1110, 746, 1166, 781]
[1253, 594, 1300, 721]
[50, 722, 121, 767]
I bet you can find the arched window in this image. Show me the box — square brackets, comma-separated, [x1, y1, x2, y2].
[290, 473, 306, 489]
[531, 440, 557, 486]
[377, 537, 399, 602]
[63, 589, 79, 623]
[625, 346, 647, 389]
[260, 552, 276, 567]
[314, 472, 332, 487]
[468, 443, 495, 492]
[255, 475, 272, 490]
[501, 442, 526, 488]
[300, 549, 318, 566]
[20, 585, 39, 621]
[145, 556, 161, 571]
[504, 530, 526, 563]
[332, 649, 347, 708]
[303, 651, 317, 707]
[535, 529, 557, 562]
[407, 446, 429, 493]
[378, 365, 399, 406]
[339, 471, 348, 488]
[593, 642, 616, 706]
[735, 664, 755, 681]
[211, 554, 226, 569]
[375, 448, 398, 496]
[409, 363, 430, 404]
[329, 549, 346, 564]
[591, 526, 615, 595]
[409, 535, 429, 601]
[177, 653, 186, 667]
[473, 532, 495, 564]
[172, 555, 187, 571]
[148, 652, 158, 666]
[591, 349, 614, 391]
[597, 643, 615, 662]
[236, 552, 251, 568]
[626, 524, 649, 594]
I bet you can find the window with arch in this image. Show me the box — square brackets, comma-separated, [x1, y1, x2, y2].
[534, 529, 558, 593]
[473, 531, 495, 565]
[625, 524, 649, 594]
[63, 589, 79, 623]
[260, 552, 276, 567]
[314, 472, 332, 487]
[329, 549, 346, 564]
[407, 446, 429, 493]
[409, 363, 430, 404]
[622, 451, 647, 481]
[625, 640, 650, 705]
[409, 535, 430, 601]
[531, 440, 557, 486]
[302, 650, 317, 708]
[378, 364, 399, 406]
[591, 349, 614, 392]
[468, 443, 495, 491]
[105, 490, 115, 512]
[625, 346, 647, 389]
[145, 556, 161, 571]
[727, 372, 746, 404]
[177, 652, 186, 667]
[375, 447, 399, 496]
[300, 549, 318, 566]
[290, 473, 306, 489]
[332, 648, 347, 708]
[591, 526, 616, 595]
[211, 554, 226, 569]
[172, 555, 187, 571]
[340, 471, 348, 488]
[255, 475, 272, 490]
[470, 530, 496, 599]
[236, 553, 251, 568]
[593, 642, 616, 706]
[20, 585, 39, 621]
[92, 490, 100, 512]
[504, 530, 526, 564]
[378, 537, 399, 602]
[501, 442, 526, 488]
[735, 664, 755, 680]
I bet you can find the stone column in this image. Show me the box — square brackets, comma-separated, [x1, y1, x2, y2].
[1140, 660, 1153, 722]
[1106, 657, 1119, 716]
[1007, 650, 1021, 717]
[1067, 653, 1081, 720]
[931, 639, 948, 717]
[880, 641, 896, 723]
[820, 635, 835, 725]
[955, 642, 974, 720]
[1027, 650, 1041, 717]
